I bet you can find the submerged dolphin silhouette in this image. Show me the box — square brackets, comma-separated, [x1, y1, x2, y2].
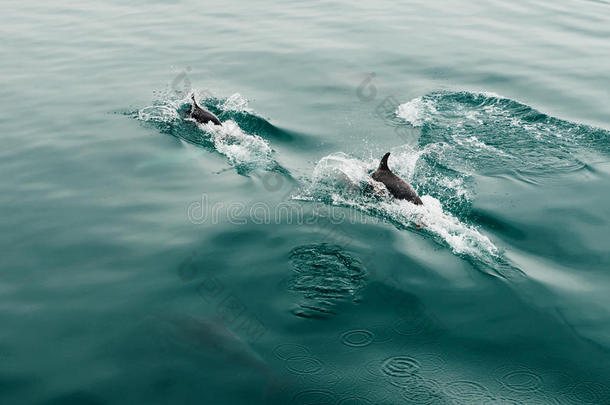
[371, 152, 423, 205]
[189, 94, 222, 126]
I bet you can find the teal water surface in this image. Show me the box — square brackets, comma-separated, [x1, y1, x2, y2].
[2, 0, 610, 404]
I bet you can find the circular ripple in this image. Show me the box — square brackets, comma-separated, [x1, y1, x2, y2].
[482, 397, 525, 405]
[285, 356, 324, 375]
[535, 395, 573, 405]
[302, 362, 344, 387]
[381, 356, 421, 378]
[388, 373, 424, 389]
[273, 343, 310, 360]
[415, 353, 446, 374]
[400, 377, 443, 404]
[444, 381, 490, 402]
[566, 382, 610, 405]
[340, 329, 375, 347]
[321, 368, 345, 387]
[501, 370, 543, 393]
[337, 396, 373, 405]
[363, 359, 387, 382]
[292, 389, 336, 405]
[540, 370, 577, 394]
[494, 365, 543, 394]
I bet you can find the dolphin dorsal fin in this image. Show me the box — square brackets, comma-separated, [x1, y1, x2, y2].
[379, 152, 391, 171]
[191, 93, 200, 108]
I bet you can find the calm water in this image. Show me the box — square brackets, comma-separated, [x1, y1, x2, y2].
[2, 1, 610, 404]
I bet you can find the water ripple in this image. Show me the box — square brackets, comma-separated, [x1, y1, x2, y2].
[288, 243, 367, 318]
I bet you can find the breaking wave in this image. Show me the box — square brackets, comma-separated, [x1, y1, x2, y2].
[396, 91, 609, 181]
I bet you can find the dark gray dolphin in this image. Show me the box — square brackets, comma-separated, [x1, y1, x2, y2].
[190, 94, 222, 126]
[371, 152, 423, 205]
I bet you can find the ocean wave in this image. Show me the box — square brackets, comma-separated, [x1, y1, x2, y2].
[396, 91, 609, 179]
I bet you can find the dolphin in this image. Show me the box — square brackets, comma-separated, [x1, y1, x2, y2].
[189, 94, 222, 126]
[371, 152, 423, 205]
[163, 315, 287, 400]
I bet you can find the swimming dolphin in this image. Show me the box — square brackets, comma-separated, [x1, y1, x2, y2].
[189, 94, 222, 126]
[371, 152, 423, 205]
[164, 315, 286, 400]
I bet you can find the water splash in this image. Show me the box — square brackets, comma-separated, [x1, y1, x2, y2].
[296, 151, 501, 275]
[221, 93, 251, 112]
[194, 119, 275, 172]
[131, 90, 282, 174]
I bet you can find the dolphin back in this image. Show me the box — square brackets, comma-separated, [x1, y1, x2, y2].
[189, 94, 222, 126]
[371, 152, 423, 205]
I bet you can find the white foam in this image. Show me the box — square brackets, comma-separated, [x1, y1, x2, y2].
[312, 153, 374, 185]
[330, 191, 497, 260]
[197, 120, 275, 170]
[384, 145, 424, 179]
[310, 153, 390, 198]
[412, 196, 497, 257]
[221, 93, 251, 112]
[455, 135, 506, 155]
[300, 152, 498, 263]
[396, 97, 437, 127]
[137, 105, 180, 122]
[396, 91, 506, 128]
[477, 91, 503, 99]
